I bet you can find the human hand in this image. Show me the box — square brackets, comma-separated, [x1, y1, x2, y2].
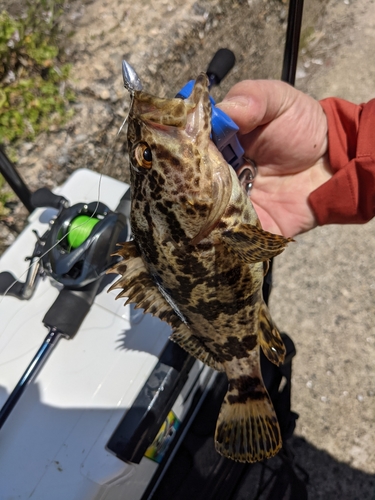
[217, 80, 332, 237]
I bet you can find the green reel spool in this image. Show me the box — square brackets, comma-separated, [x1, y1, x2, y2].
[67, 215, 100, 249]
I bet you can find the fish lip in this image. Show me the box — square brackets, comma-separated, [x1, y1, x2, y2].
[122, 60, 143, 92]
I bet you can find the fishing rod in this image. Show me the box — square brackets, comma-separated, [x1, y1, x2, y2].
[0, 282, 101, 428]
[282, 0, 305, 85]
[263, 0, 304, 305]
[183, 4, 306, 498]
[0, 189, 129, 429]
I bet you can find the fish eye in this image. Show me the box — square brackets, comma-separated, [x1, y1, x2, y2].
[135, 143, 152, 169]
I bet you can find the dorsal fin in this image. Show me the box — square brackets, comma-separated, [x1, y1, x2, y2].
[109, 241, 227, 371]
[108, 241, 180, 328]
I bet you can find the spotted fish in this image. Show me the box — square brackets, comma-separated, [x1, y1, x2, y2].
[109, 73, 293, 463]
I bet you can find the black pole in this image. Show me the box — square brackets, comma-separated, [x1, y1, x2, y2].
[0, 280, 102, 429]
[263, 0, 304, 305]
[281, 0, 305, 85]
[0, 146, 34, 213]
[0, 328, 63, 428]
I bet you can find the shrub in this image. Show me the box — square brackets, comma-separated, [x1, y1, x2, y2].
[0, 1, 75, 144]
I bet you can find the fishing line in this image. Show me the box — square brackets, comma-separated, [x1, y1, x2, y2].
[0, 98, 132, 304]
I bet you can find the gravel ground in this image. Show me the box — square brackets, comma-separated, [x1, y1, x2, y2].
[271, 1, 375, 498]
[1, 0, 375, 498]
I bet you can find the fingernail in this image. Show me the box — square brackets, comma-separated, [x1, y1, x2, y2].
[217, 96, 250, 109]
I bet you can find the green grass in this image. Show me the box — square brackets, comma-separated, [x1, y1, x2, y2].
[0, 1, 75, 216]
[0, 2, 75, 145]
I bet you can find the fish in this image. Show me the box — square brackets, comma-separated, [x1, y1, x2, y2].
[109, 73, 293, 463]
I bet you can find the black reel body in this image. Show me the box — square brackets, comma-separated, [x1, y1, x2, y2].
[43, 201, 127, 288]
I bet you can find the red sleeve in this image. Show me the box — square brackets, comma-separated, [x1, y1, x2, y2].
[308, 97, 375, 225]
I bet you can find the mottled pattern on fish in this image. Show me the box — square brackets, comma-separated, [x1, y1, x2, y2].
[109, 74, 293, 463]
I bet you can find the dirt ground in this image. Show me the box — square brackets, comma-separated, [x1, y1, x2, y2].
[270, 0, 375, 498]
[1, 0, 375, 498]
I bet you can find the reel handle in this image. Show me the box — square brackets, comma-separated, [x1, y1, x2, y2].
[43, 279, 103, 339]
[31, 187, 68, 210]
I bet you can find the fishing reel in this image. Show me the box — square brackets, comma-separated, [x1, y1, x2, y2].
[0, 187, 129, 298]
[41, 198, 128, 288]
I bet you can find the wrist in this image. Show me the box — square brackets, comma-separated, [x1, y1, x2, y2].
[309, 98, 375, 225]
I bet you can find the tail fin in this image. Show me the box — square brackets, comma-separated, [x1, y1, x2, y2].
[215, 357, 282, 462]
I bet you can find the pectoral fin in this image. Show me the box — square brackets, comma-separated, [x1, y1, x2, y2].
[108, 241, 180, 327]
[222, 224, 293, 263]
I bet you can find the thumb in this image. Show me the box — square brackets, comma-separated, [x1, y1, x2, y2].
[216, 80, 293, 134]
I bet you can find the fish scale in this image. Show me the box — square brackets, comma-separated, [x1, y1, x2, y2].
[109, 73, 293, 463]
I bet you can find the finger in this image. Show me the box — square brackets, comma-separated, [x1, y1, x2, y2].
[216, 80, 298, 134]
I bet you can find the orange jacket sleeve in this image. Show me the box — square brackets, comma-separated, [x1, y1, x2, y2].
[308, 97, 375, 225]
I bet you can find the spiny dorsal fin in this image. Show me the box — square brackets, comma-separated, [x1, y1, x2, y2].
[222, 224, 293, 263]
[108, 241, 180, 328]
[109, 242, 227, 369]
[258, 302, 286, 366]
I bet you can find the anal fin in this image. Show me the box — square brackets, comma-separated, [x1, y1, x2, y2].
[171, 323, 224, 372]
